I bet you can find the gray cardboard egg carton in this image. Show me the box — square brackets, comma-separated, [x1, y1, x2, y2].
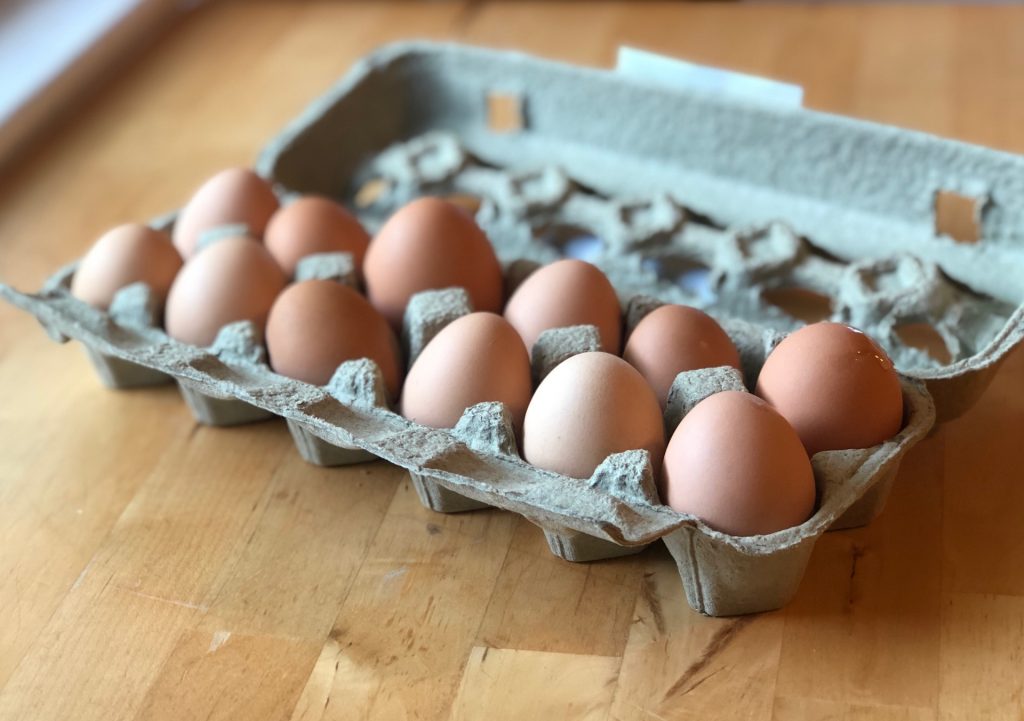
[1, 41, 1017, 614]
[1, 261, 934, 616]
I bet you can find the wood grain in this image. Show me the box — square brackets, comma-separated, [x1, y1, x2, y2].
[450, 647, 620, 721]
[1, 2, 1023, 720]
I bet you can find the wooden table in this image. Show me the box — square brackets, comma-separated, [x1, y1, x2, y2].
[2, 2, 1023, 719]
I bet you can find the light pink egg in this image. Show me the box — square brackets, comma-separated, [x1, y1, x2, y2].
[523, 352, 664, 480]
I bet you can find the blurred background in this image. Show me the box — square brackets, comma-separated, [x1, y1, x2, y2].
[0, 0, 190, 166]
[3, 0, 1023, 174]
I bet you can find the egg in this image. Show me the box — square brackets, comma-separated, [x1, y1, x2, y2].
[662, 390, 815, 536]
[164, 235, 286, 347]
[504, 259, 621, 354]
[70, 223, 182, 310]
[755, 322, 903, 456]
[172, 168, 279, 258]
[265, 279, 401, 398]
[363, 197, 503, 329]
[264, 196, 370, 278]
[523, 352, 664, 479]
[623, 304, 741, 408]
[401, 312, 532, 433]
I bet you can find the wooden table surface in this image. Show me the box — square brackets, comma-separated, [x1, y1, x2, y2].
[2, 2, 1023, 719]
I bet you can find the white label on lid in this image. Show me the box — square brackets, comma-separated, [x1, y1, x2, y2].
[615, 46, 804, 109]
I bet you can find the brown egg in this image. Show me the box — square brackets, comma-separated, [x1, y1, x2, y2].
[164, 235, 286, 347]
[662, 390, 815, 536]
[172, 168, 279, 258]
[755, 322, 903, 456]
[401, 312, 531, 433]
[504, 259, 622, 354]
[624, 304, 741, 408]
[363, 197, 503, 329]
[70, 223, 182, 310]
[264, 196, 370, 278]
[265, 280, 401, 398]
[523, 352, 664, 480]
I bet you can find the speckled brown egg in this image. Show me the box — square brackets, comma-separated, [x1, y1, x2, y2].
[70, 223, 182, 310]
[504, 259, 622, 355]
[265, 279, 401, 399]
[362, 197, 503, 329]
[172, 168, 279, 258]
[523, 352, 664, 480]
[662, 390, 815, 536]
[164, 235, 286, 347]
[755, 322, 904, 456]
[623, 304, 742, 408]
[401, 312, 532, 433]
[264, 196, 370, 278]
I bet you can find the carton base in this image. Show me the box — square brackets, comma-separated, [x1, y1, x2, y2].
[286, 419, 375, 466]
[544, 529, 648, 563]
[177, 381, 274, 426]
[409, 471, 490, 513]
[662, 529, 816, 616]
[85, 347, 170, 389]
[829, 461, 901, 531]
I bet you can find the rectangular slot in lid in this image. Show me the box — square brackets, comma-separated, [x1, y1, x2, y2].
[935, 189, 983, 245]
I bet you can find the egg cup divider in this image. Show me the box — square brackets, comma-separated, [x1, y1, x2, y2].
[411, 402, 514, 514]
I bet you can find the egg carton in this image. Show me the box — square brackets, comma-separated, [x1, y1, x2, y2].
[1, 41, 1017, 614]
[0, 260, 934, 615]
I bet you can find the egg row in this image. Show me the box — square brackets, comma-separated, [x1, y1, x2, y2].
[69, 167, 905, 538]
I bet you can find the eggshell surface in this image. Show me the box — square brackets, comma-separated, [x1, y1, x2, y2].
[265, 279, 401, 398]
[504, 259, 622, 354]
[172, 168, 279, 258]
[164, 235, 286, 347]
[662, 390, 815, 537]
[363, 197, 503, 328]
[401, 312, 532, 433]
[624, 304, 741, 408]
[755, 322, 903, 456]
[264, 196, 370, 278]
[71, 223, 182, 310]
[523, 352, 664, 480]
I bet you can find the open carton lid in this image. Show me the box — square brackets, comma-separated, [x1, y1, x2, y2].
[260, 41, 1024, 305]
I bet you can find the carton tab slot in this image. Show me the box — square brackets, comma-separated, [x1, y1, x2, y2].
[934, 190, 982, 244]
[487, 91, 524, 134]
